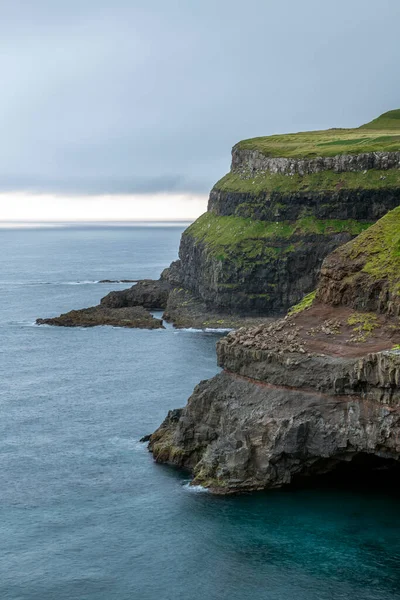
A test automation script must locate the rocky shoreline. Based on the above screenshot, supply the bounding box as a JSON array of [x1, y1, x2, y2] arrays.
[[148, 204, 400, 493], [37, 111, 400, 494]]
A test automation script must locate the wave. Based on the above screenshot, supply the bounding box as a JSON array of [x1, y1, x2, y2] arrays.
[[0, 279, 137, 286], [182, 481, 209, 493]]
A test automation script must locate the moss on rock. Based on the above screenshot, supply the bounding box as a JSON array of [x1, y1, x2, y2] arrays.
[[214, 168, 400, 196], [317, 206, 400, 315], [185, 212, 370, 259], [288, 291, 316, 316]]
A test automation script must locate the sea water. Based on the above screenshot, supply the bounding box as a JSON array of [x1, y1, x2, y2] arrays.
[[0, 224, 399, 600]]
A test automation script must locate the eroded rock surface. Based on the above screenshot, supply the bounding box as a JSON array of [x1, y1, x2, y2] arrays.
[[148, 207, 400, 493], [149, 369, 400, 493], [36, 305, 163, 329], [101, 279, 171, 310], [231, 147, 400, 175]]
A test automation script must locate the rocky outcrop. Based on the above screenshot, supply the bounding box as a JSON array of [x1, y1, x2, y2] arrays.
[[148, 206, 400, 493], [149, 369, 400, 493], [208, 187, 400, 222], [36, 305, 163, 329], [101, 279, 170, 310], [38, 111, 400, 329], [316, 206, 400, 316], [177, 224, 360, 314], [163, 287, 275, 329], [37, 278, 169, 329], [231, 147, 400, 175]]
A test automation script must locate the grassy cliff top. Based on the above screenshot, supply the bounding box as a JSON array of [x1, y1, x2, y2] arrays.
[[346, 205, 400, 282], [235, 110, 400, 158]]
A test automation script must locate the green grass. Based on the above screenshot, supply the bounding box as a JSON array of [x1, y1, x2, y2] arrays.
[[214, 168, 400, 195], [348, 206, 400, 284], [184, 212, 371, 257], [359, 109, 400, 130], [235, 110, 400, 158], [288, 291, 316, 316], [347, 312, 379, 342]]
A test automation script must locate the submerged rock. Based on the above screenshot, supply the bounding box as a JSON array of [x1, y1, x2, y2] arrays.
[[36, 305, 164, 329]]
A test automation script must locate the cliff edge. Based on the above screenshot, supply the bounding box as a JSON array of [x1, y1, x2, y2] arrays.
[[166, 110, 400, 321], [149, 206, 400, 493], [37, 110, 400, 329]]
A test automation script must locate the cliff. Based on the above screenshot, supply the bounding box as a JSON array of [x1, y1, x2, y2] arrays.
[[148, 206, 400, 493], [37, 110, 400, 329], [167, 110, 400, 319]]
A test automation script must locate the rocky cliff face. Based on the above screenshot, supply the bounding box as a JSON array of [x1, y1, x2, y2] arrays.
[[174, 168, 400, 315], [169, 112, 400, 316], [177, 223, 355, 314], [37, 111, 400, 330], [316, 206, 400, 316], [149, 367, 400, 493], [231, 147, 400, 175], [148, 207, 400, 493]]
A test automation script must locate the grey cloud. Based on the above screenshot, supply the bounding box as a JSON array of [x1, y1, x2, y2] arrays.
[[1, 0, 400, 195]]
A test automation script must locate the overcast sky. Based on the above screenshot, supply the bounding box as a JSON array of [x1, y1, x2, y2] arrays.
[[1, 0, 400, 221]]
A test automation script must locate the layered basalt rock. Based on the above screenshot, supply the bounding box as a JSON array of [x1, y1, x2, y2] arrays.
[[177, 219, 363, 314], [149, 310, 400, 493], [231, 147, 400, 175], [171, 112, 400, 316], [208, 186, 400, 222], [148, 207, 400, 493], [37, 111, 400, 328], [149, 368, 400, 493]]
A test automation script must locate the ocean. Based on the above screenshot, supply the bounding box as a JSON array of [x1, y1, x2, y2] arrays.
[[1, 224, 399, 600]]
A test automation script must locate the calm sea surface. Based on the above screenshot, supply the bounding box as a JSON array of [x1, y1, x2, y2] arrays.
[[1, 224, 399, 600]]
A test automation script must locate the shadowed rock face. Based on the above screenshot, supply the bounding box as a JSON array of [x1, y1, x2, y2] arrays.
[[208, 187, 400, 222], [101, 279, 171, 310], [177, 229, 355, 315], [36, 305, 163, 329], [148, 206, 400, 493], [171, 147, 400, 315], [231, 148, 400, 175], [316, 207, 400, 316], [148, 354, 400, 493]]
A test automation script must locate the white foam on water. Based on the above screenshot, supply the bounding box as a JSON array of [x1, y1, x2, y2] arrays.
[[108, 436, 149, 452], [64, 280, 100, 285], [0, 280, 133, 286], [175, 327, 233, 334], [182, 481, 209, 493]]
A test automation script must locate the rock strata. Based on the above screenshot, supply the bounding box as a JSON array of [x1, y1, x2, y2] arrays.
[[36, 305, 163, 329], [37, 111, 400, 328], [101, 279, 170, 310], [231, 148, 400, 175], [149, 369, 400, 493], [148, 206, 400, 493]]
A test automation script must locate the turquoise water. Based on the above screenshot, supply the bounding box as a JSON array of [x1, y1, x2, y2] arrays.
[[0, 225, 399, 600]]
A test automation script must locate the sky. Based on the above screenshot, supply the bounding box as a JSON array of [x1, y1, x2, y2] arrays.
[[1, 0, 400, 222]]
